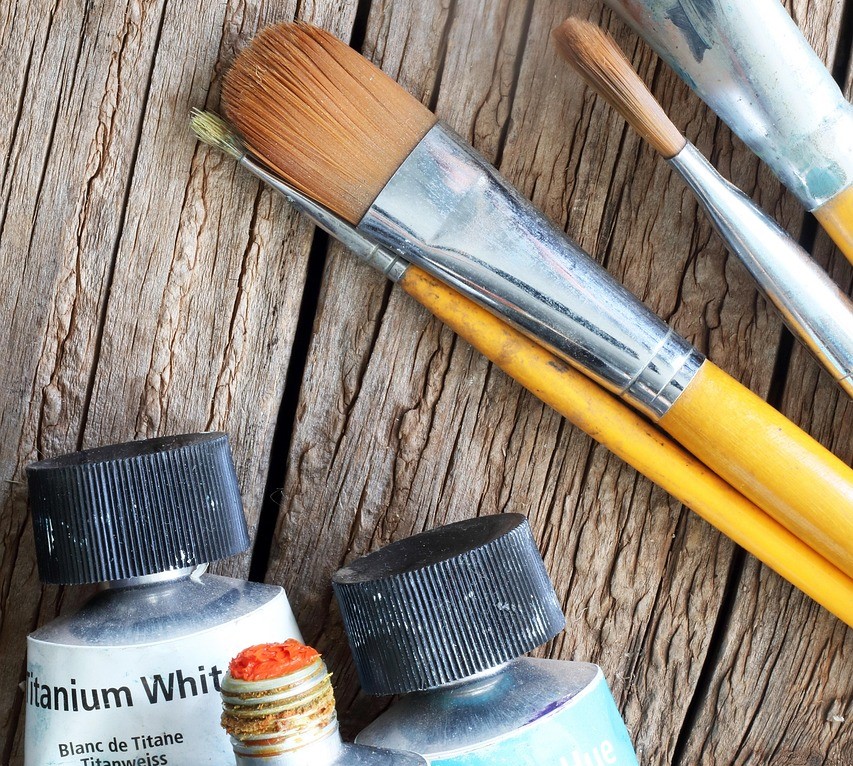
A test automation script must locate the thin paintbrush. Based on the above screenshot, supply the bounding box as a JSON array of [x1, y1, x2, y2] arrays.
[[604, 0, 853, 266], [551, 17, 853, 398], [190, 110, 853, 625], [220, 22, 853, 579]]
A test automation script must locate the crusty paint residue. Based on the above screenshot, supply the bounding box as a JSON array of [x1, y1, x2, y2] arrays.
[[228, 639, 320, 681]]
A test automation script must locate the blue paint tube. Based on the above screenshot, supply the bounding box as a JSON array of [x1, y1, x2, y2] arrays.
[[332, 514, 638, 765]]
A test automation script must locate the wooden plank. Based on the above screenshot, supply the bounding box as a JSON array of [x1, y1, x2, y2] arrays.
[[262, 0, 463, 730], [0, 0, 849, 763], [0, 0, 358, 760], [262, 1, 852, 764], [1, 1, 172, 757]]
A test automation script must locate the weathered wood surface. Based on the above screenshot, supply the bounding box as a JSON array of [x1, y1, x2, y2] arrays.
[[1, 0, 850, 763]]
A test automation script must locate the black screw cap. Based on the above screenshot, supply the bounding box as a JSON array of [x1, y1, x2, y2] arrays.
[[27, 432, 249, 584], [332, 513, 565, 694]]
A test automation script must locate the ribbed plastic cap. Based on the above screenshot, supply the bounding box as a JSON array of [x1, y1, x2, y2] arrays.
[[27, 432, 250, 584], [332, 514, 565, 694]]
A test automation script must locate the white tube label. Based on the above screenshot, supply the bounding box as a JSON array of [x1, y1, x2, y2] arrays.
[[25, 590, 301, 766]]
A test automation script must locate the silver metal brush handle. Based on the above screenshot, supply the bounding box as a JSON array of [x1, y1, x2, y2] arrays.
[[238, 155, 408, 283], [360, 123, 703, 419], [670, 143, 853, 396]]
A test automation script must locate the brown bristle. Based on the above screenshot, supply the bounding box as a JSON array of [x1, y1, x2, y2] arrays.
[[222, 22, 437, 223], [552, 18, 685, 159]]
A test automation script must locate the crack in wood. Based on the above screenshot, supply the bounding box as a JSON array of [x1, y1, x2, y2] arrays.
[[2, 1, 851, 763]]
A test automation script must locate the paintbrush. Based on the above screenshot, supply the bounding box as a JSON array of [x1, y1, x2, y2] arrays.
[[604, 0, 853, 266], [551, 17, 853, 398], [190, 109, 853, 625], [220, 22, 853, 580]]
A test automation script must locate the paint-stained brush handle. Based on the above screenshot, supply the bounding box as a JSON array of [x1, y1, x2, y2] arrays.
[[605, 0, 853, 265], [816, 190, 853, 264], [660, 361, 853, 578], [400, 266, 853, 626]]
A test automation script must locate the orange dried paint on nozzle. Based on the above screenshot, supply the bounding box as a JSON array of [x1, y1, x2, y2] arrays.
[[228, 639, 320, 681]]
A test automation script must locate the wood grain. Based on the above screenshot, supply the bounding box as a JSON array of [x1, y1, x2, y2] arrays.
[[0, 0, 850, 763], [0, 0, 357, 760]]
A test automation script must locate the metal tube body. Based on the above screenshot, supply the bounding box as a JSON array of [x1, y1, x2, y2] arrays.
[[670, 143, 853, 395], [605, 0, 853, 210], [359, 123, 703, 419]]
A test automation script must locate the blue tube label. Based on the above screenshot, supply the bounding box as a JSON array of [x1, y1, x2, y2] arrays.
[[429, 671, 637, 765]]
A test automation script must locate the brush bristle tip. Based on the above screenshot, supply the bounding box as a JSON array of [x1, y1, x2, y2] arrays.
[[189, 109, 246, 160], [553, 17, 685, 158], [221, 22, 437, 223]]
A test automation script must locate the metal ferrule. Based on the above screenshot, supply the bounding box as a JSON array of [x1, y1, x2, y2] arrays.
[[102, 565, 196, 590], [605, 0, 853, 209], [670, 143, 853, 395], [239, 154, 408, 283], [359, 123, 703, 419]]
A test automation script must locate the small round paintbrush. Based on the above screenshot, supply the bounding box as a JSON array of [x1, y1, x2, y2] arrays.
[[220, 22, 853, 581], [191, 109, 853, 626], [552, 17, 853, 399]]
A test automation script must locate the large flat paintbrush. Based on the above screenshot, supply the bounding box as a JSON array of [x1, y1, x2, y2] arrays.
[[191, 110, 853, 625], [552, 18, 853, 398], [220, 23, 853, 580], [604, 0, 853, 266], [191, 111, 853, 626]]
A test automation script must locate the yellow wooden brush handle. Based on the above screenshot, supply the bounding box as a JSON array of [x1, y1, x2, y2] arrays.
[[660, 361, 853, 579], [814, 185, 853, 266], [398, 266, 853, 625]]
